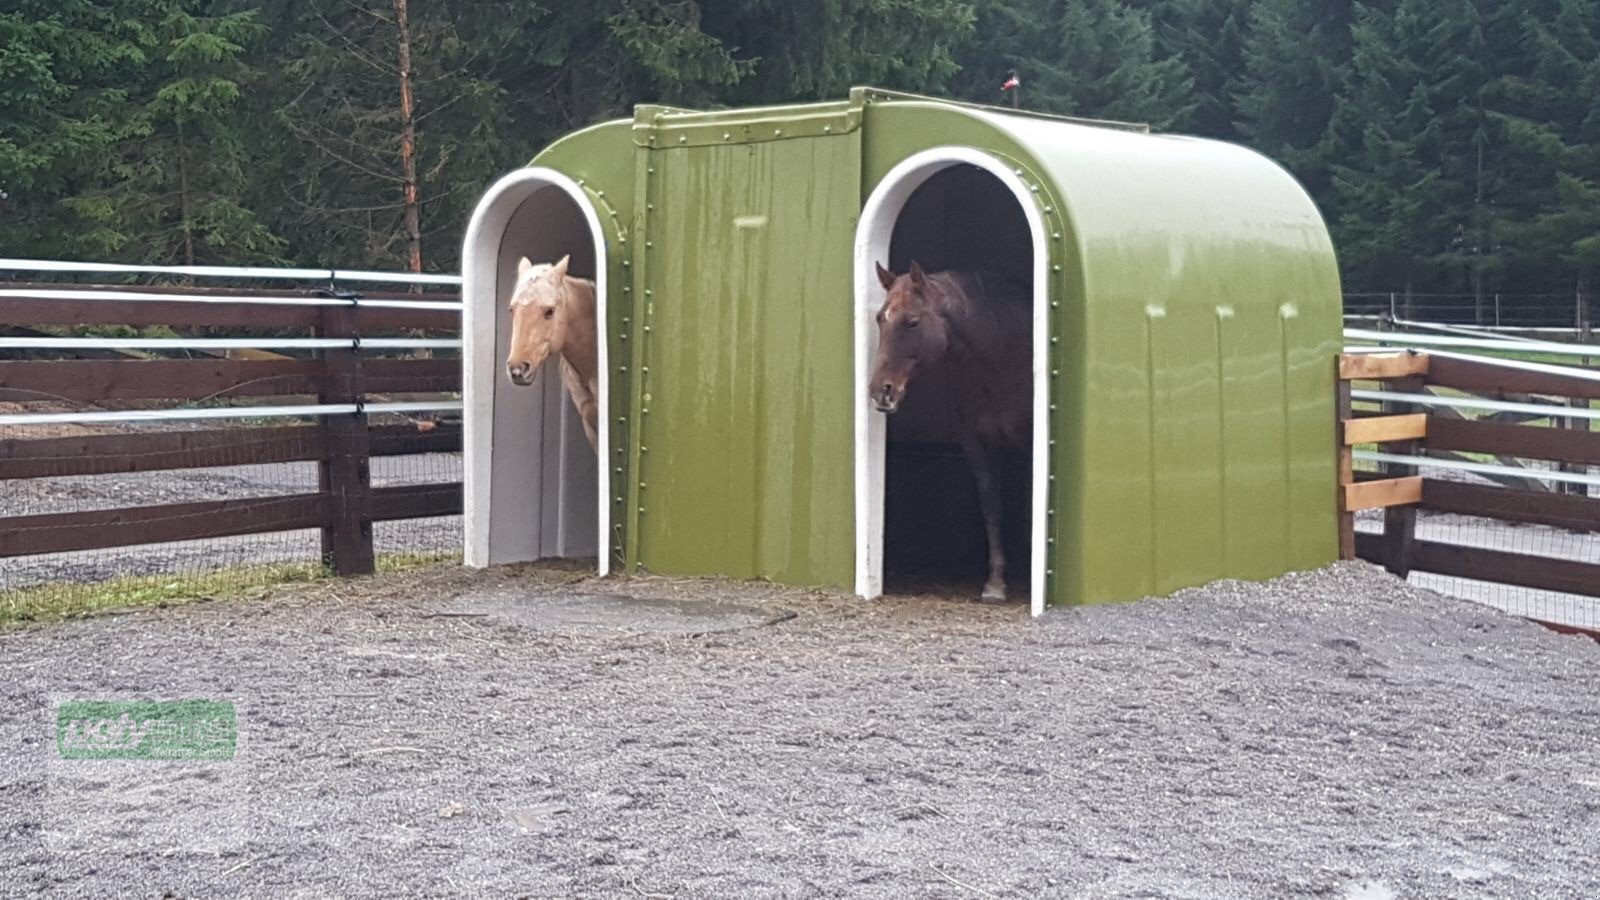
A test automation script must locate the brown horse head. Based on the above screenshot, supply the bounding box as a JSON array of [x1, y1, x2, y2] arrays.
[[868, 260, 950, 414], [505, 254, 573, 386]]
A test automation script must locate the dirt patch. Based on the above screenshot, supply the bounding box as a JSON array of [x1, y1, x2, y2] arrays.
[[438, 586, 785, 635], [1, 561, 1597, 898]]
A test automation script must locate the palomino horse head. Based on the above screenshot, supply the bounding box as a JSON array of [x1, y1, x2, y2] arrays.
[[505, 254, 574, 386], [868, 261, 951, 414]]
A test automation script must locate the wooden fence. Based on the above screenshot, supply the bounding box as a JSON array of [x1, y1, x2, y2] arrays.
[[0, 280, 463, 577], [1336, 351, 1600, 620], [7, 273, 1594, 610]]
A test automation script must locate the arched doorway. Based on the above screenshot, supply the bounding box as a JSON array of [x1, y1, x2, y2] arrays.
[[462, 168, 610, 573], [854, 148, 1050, 614]]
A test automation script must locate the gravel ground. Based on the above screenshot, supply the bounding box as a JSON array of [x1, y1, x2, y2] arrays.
[[2, 561, 1597, 898]]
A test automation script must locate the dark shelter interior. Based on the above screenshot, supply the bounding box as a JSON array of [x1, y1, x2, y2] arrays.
[[502, 186, 597, 283], [880, 165, 1035, 595]]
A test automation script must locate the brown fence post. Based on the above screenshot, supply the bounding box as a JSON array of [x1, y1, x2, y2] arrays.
[[1380, 374, 1424, 578], [1335, 362, 1355, 560], [1573, 278, 1593, 504], [318, 303, 374, 575]]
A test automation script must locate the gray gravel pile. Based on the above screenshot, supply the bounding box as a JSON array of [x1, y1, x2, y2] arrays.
[[1, 561, 1596, 898]]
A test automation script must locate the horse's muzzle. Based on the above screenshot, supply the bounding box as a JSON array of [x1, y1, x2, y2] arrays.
[[507, 362, 536, 385], [872, 383, 900, 414]]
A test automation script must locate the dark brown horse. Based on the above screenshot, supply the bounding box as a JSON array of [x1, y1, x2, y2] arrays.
[[869, 260, 1032, 600]]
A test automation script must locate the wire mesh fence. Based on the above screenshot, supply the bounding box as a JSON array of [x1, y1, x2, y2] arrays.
[[1345, 292, 1594, 330], [0, 260, 463, 622], [0, 412, 463, 623], [1352, 473, 1599, 633], [7, 257, 1596, 628], [1347, 344, 1599, 634]]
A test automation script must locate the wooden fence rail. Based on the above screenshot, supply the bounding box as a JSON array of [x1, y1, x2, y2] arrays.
[[1336, 351, 1600, 609], [0, 282, 460, 331], [0, 282, 463, 578]]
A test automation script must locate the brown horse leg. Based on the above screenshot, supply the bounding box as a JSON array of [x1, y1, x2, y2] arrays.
[[962, 435, 1007, 601]]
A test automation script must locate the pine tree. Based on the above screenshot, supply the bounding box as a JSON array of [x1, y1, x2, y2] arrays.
[[242, 0, 533, 270], [1, 0, 280, 264], [96, 2, 280, 265], [1236, 0, 1360, 204], [1331, 0, 1519, 307], [700, 0, 976, 104], [1148, 0, 1251, 139], [0, 0, 147, 258], [1489, 0, 1600, 308], [952, 0, 1193, 127]]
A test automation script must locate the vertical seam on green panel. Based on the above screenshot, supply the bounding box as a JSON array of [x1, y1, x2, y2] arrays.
[[576, 183, 624, 573], [577, 180, 630, 574], [1214, 312, 1229, 570], [623, 148, 654, 573], [1146, 314, 1160, 590], [1048, 250, 1064, 604], [1040, 175, 1071, 607], [1279, 310, 1294, 562], [608, 192, 630, 574], [842, 128, 866, 588]]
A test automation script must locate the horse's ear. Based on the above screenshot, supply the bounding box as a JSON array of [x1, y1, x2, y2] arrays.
[[908, 261, 927, 288], [517, 256, 534, 278], [551, 254, 570, 278], [875, 261, 896, 290]]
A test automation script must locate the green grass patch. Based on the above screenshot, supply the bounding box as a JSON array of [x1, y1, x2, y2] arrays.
[[1, 562, 325, 626], [1, 550, 461, 626], [378, 550, 462, 573]]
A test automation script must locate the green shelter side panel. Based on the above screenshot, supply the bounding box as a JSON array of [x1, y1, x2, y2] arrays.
[[629, 134, 860, 586], [990, 119, 1341, 604]]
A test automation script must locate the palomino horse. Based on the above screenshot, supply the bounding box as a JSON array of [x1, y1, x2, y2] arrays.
[[504, 254, 600, 449], [869, 260, 1032, 600]]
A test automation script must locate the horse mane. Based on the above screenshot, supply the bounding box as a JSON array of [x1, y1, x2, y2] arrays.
[[927, 269, 1029, 320], [510, 262, 596, 308], [520, 263, 556, 282]]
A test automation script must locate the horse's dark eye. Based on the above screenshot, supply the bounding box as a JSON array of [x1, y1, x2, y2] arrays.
[[906, 318, 921, 328], [543, 308, 555, 319]]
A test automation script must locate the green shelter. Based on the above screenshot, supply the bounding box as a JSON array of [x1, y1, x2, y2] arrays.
[[463, 88, 1342, 615]]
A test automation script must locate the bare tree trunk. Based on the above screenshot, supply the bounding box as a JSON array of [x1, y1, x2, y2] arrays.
[[391, 0, 430, 361], [393, 0, 422, 277]]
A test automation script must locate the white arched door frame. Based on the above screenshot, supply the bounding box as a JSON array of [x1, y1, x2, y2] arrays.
[[853, 147, 1050, 616], [462, 167, 610, 574]]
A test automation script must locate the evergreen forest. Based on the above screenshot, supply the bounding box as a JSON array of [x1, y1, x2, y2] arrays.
[[4, 0, 1599, 314]]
